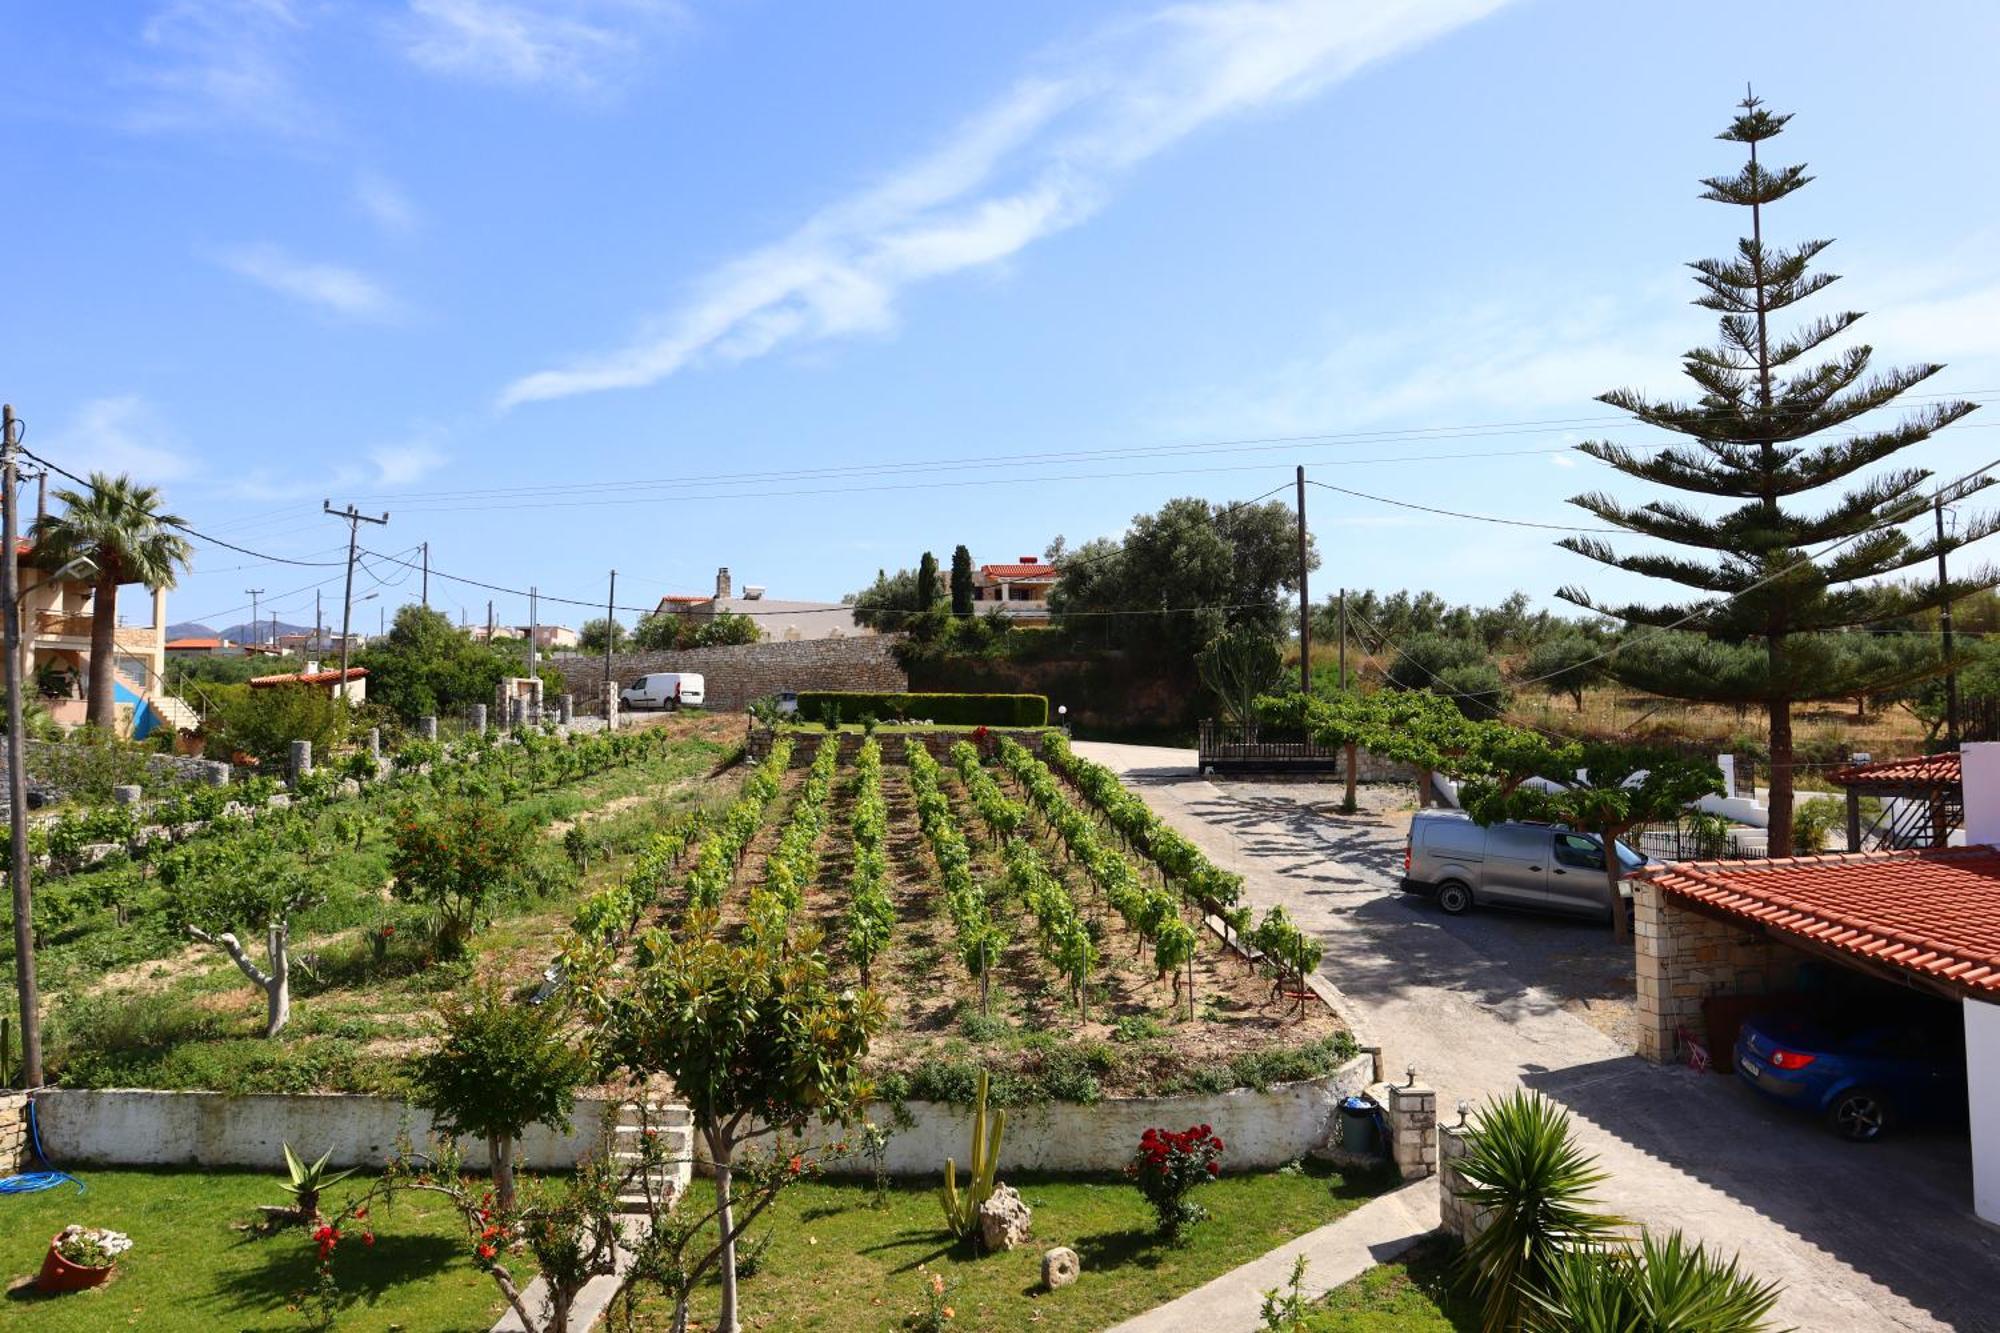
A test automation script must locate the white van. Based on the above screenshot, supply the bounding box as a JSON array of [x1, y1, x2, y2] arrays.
[[621, 672, 705, 711]]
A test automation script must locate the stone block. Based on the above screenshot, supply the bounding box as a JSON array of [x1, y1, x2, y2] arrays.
[[419, 716, 438, 741], [1042, 1246, 1079, 1290], [978, 1184, 1033, 1252], [287, 740, 313, 788], [112, 784, 142, 805]]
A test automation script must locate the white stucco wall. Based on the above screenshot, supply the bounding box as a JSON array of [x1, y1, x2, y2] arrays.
[[32, 1090, 629, 1171], [1967, 998, 2000, 1227], [702, 1056, 1376, 1177]]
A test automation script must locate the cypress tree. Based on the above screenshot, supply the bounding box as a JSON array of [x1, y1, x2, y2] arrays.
[[949, 545, 975, 618], [916, 551, 940, 609], [1557, 92, 1988, 855]]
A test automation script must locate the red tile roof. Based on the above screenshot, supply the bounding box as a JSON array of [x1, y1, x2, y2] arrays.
[[1828, 752, 1960, 786], [249, 667, 369, 688], [655, 595, 708, 606], [979, 563, 1060, 581], [1642, 846, 2000, 994], [165, 637, 224, 650]]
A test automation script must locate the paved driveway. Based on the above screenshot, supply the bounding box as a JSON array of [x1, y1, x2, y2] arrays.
[[1080, 742, 2000, 1333]]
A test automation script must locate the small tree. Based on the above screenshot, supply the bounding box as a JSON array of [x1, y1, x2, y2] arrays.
[[391, 797, 535, 956], [1523, 634, 1606, 712], [605, 918, 883, 1333], [949, 545, 975, 618], [163, 846, 322, 1038], [412, 984, 592, 1212], [579, 617, 626, 656], [1196, 626, 1283, 728], [1462, 743, 1724, 942]]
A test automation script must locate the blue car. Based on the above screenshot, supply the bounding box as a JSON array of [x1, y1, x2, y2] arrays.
[[1734, 1011, 1965, 1142]]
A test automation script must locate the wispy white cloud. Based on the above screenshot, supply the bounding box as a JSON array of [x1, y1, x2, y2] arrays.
[[217, 244, 401, 320], [39, 397, 198, 483], [123, 0, 315, 136], [395, 0, 684, 91], [355, 171, 421, 234], [227, 431, 450, 502], [499, 0, 1510, 407]]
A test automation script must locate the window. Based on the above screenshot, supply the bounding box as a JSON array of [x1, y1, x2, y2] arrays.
[[1554, 834, 1605, 870], [1489, 825, 1551, 860]]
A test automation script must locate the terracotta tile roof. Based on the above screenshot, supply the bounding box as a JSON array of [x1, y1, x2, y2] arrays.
[[1641, 845, 2000, 994], [165, 637, 224, 650], [249, 667, 369, 688], [978, 563, 1060, 581], [1828, 752, 1960, 786], [655, 595, 709, 606]]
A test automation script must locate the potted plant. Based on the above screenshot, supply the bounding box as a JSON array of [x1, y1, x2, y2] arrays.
[[37, 1224, 133, 1293]]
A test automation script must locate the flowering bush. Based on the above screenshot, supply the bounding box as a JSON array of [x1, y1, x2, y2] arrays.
[[905, 1266, 955, 1331], [1128, 1124, 1225, 1238], [53, 1225, 133, 1268]]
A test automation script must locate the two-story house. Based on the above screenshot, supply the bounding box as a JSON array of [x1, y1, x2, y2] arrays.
[[971, 556, 1060, 621], [14, 539, 185, 736]]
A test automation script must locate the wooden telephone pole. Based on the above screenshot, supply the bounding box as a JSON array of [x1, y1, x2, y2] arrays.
[[1295, 466, 1311, 695], [3, 404, 41, 1087], [324, 501, 389, 703]]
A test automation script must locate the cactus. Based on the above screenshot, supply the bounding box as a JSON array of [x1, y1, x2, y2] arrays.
[[938, 1069, 1006, 1238]]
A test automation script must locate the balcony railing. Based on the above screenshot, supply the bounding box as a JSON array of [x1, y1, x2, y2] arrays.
[[34, 611, 95, 638]]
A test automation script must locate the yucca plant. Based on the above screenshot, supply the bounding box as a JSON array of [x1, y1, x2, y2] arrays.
[[1524, 1230, 1789, 1333], [1452, 1091, 1626, 1332], [278, 1142, 358, 1225]]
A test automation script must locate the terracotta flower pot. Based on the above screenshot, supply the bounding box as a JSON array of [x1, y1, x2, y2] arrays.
[[36, 1238, 115, 1294]]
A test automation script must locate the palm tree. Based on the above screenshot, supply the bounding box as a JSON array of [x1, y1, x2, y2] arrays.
[[32, 473, 194, 732]]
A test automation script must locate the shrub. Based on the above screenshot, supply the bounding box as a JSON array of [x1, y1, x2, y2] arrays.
[[389, 796, 535, 955], [1128, 1124, 1224, 1239], [793, 691, 1049, 728], [203, 682, 352, 766], [1791, 797, 1842, 854]]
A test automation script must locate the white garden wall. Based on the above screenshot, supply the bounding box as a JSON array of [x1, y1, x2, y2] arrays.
[[31, 1089, 630, 1171], [703, 1055, 1376, 1178]]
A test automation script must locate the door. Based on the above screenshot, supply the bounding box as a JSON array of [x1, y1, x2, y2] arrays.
[[1549, 833, 1613, 916], [1480, 825, 1552, 907]]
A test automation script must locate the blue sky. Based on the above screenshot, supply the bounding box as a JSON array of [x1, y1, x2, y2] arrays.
[[5, 0, 1999, 637]]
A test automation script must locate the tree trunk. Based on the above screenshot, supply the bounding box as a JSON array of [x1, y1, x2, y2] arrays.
[[1603, 827, 1630, 944], [1342, 742, 1358, 813], [1766, 693, 1794, 858], [86, 568, 119, 732], [711, 1127, 740, 1333], [490, 1133, 517, 1214], [265, 921, 290, 1038]]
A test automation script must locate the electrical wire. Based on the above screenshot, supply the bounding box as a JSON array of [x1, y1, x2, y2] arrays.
[[1305, 479, 1631, 533]]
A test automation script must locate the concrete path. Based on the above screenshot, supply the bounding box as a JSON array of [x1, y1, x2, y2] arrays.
[[1079, 743, 2000, 1333], [1105, 1178, 1438, 1333]]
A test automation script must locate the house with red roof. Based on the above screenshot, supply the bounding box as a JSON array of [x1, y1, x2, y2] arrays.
[[971, 555, 1059, 622], [1633, 739, 2000, 1225], [248, 664, 368, 703]]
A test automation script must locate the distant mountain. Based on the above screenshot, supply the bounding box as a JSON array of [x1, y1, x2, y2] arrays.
[[216, 620, 314, 646], [166, 622, 216, 640]]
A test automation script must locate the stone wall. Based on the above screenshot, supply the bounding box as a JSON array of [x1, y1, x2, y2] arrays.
[[0, 1092, 27, 1173], [557, 637, 907, 713], [1383, 1080, 1437, 1182], [1438, 1122, 1493, 1246], [1634, 880, 1802, 1064]]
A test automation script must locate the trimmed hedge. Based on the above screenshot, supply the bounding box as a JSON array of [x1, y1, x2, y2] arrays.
[[795, 691, 1049, 728]]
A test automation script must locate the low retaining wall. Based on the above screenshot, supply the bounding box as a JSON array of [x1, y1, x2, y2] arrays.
[[31, 1090, 631, 1171], [560, 637, 907, 713], [707, 1056, 1374, 1178]]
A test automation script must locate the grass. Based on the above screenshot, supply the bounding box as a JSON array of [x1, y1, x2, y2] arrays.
[[0, 1168, 529, 1332], [1299, 1237, 1477, 1332], [629, 1162, 1388, 1332]]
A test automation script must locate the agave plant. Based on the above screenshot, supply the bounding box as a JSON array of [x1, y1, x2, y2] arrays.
[[1524, 1230, 1789, 1333], [1452, 1091, 1626, 1333], [280, 1143, 358, 1225]]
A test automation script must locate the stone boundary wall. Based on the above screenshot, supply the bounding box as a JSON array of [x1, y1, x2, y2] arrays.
[[1438, 1122, 1492, 1245], [0, 1092, 27, 1173], [705, 1056, 1374, 1178], [557, 637, 906, 713], [32, 1089, 633, 1171], [33, 1058, 1370, 1178], [1633, 880, 1799, 1064]]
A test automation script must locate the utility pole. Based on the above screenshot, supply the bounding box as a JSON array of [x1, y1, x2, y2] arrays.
[[3, 404, 42, 1087], [1336, 588, 1352, 688], [315, 589, 323, 654], [32, 467, 46, 527], [1295, 465, 1311, 695], [421, 542, 429, 609], [246, 589, 264, 646], [602, 569, 617, 708], [528, 586, 539, 680], [1937, 494, 1961, 746], [324, 501, 389, 706], [486, 600, 494, 644]]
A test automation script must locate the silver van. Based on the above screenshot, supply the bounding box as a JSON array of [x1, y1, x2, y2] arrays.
[[1400, 810, 1651, 920]]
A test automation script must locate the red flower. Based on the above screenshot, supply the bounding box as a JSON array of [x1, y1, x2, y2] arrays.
[[788, 1154, 803, 1176], [353, 1207, 368, 1220], [478, 1243, 496, 1261], [1207, 1161, 1220, 1175], [362, 1232, 375, 1246]]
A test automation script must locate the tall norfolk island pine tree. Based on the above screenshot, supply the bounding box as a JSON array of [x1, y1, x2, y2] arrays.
[[1557, 94, 1989, 855]]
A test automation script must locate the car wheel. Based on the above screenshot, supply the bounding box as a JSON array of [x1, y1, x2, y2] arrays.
[[1436, 882, 1473, 915], [1829, 1088, 1892, 1142]]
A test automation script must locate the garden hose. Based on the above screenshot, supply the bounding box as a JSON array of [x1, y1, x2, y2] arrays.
[[0, 1098, 83, 1196]]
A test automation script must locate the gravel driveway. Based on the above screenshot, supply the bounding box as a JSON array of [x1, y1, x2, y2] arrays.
[[1080, 742, 2000, 1333]]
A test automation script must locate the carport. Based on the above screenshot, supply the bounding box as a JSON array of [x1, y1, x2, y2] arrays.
[[1633, 742, 2000, 1226]]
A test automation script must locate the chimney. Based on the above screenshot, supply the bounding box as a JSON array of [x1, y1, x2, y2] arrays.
[[743, 585, 766, 600], [716, 566, 732, 599], [305, 660, 321, 676], [1963, 743, 2000, 846], [1020, 556, 1038, 564]]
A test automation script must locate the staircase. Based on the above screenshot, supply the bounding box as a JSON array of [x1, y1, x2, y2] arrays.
[[611, 1102, 694, 1215], [151, 694, 200, 732]]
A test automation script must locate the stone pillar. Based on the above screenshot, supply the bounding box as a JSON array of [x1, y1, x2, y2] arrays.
[[509, 697, 525, 729], [1635, 878, 1795, 1067], [419, 715, 438, 742], [1386, 1080, 1437, 1181], [367, 727, 381, 763], [0, 1093, 28, 1173], [1438, 1122, 1492, 1245], [287, 740, 313, 788], [558, 693, 574, 725], [602, 685, 620, 730], [202, 760, 232, 787], [471, 704, 487, 736], [111, 784, 142, 806], [1634, 879, 1675, 1063]]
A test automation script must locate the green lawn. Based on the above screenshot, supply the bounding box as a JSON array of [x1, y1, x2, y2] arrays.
[[0, 1169, 527, 1332], [632, 1163, 1388, 1332], [1300, 1238, 1476, 1332]]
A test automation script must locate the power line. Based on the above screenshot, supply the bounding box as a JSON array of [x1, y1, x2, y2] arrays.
[[1306, 479, 1631, 533]]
